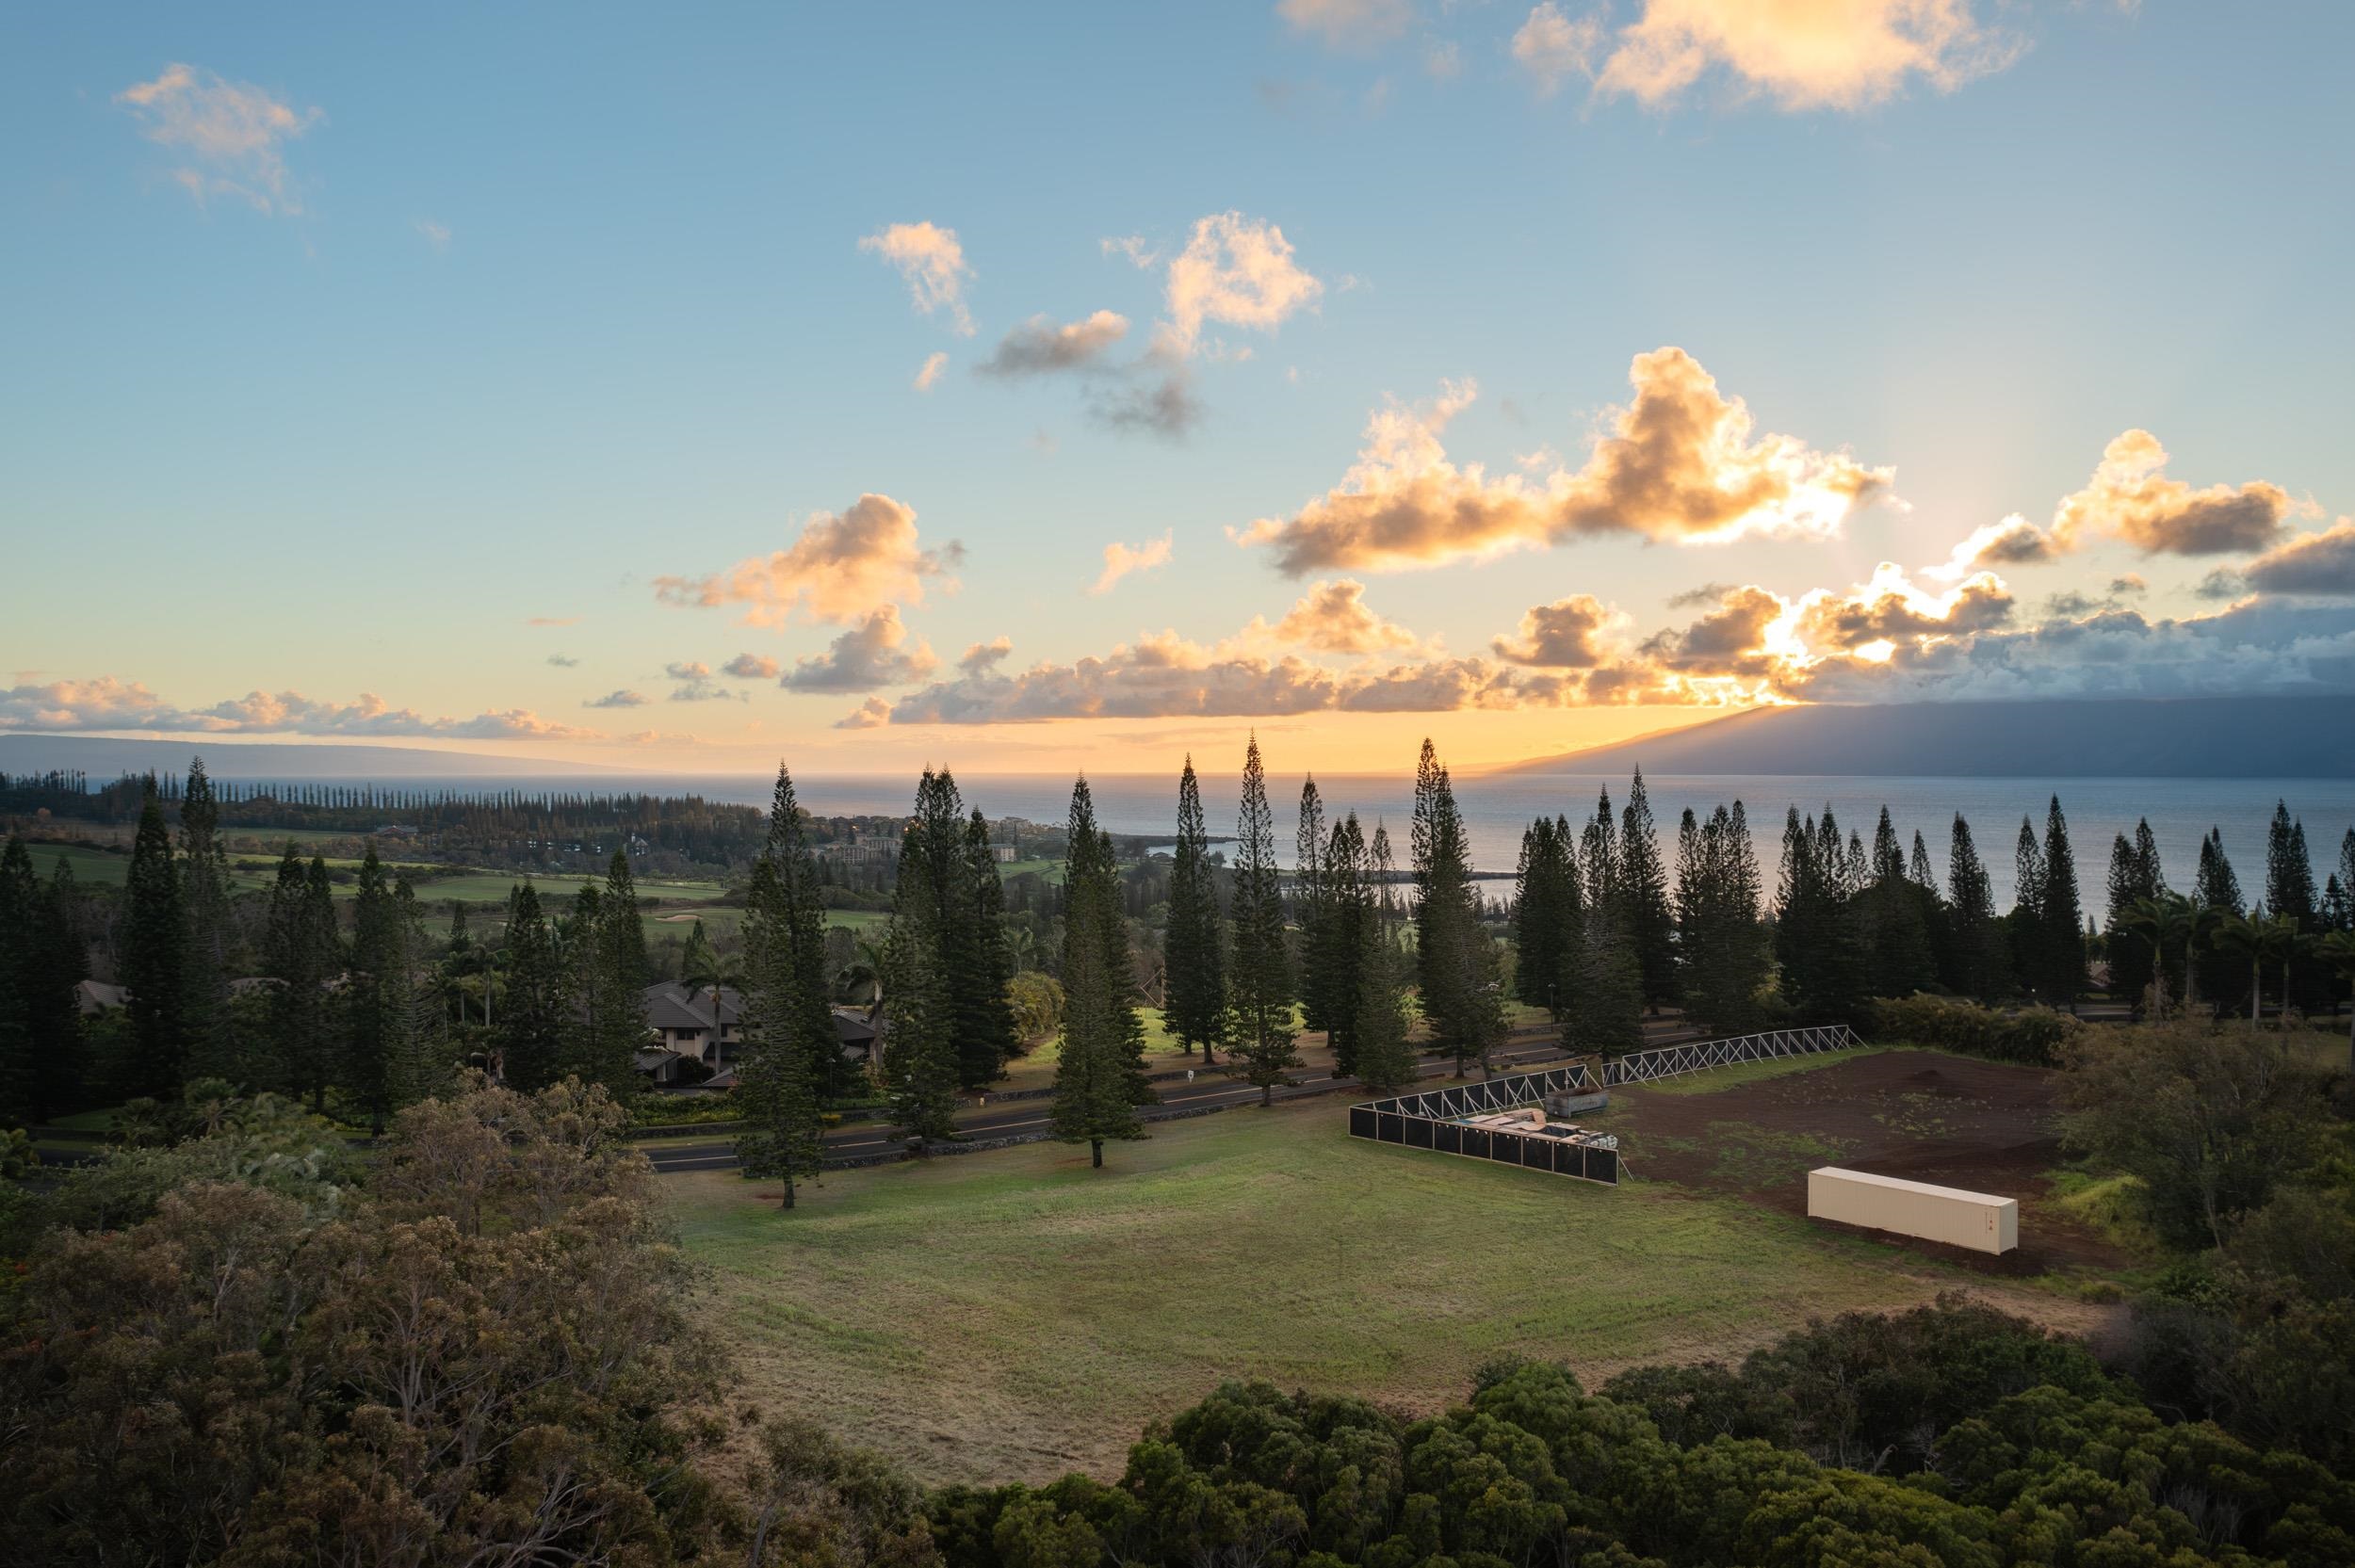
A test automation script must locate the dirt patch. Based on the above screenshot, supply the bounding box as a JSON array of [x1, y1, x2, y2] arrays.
[[1611, 1050, 2123, 1277]]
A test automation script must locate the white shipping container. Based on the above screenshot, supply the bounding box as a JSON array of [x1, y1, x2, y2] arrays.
[[1807, 1167, 2018, 1254]]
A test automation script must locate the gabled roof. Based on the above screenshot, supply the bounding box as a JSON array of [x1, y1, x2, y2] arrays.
[[642, 981, 745, 1030]]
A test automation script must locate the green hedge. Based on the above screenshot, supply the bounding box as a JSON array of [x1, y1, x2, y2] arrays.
[[1869, 992, 2084, 1065]]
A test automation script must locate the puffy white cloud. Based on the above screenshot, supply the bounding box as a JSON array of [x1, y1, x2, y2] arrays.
[[1160, 212, 1324, 357], [0, 675, 599, 739], [859, 220, 975, 334], [979, 311, 1130, 377], [2241, 517, 2355, 598], [1278, 0, 1413, 48], [1492, 594, 1622, 667], [1595, 0, 2022, 113], [1269, 578, 1423, 654], [116, 62, 321, 214], [1931, 431, 2297, 578], [835, 698, 892, 730], [1513, 4, 1603, 95], [654, 493, 961, 626], [722, 654, 780, 679], [779, 606, 940, 693], [1091, 532, 1176, 595], [1239, 350, 1892, 574], [958, 638, 1014, 674], [662, 662, 744, 703]]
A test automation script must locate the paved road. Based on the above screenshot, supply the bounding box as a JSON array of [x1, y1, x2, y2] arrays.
[[647, 1016, 1700, 1174]]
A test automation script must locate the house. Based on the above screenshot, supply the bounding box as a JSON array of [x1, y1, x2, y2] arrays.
[[636, 979, 883, 1090], [75, 979, 129, 1017]]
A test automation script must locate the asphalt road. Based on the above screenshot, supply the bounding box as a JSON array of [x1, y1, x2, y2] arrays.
[[646, 1016, 1700, 1174]]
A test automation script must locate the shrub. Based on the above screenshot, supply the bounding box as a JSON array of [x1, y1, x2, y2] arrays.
[[1869, 992, 2083, 1065]]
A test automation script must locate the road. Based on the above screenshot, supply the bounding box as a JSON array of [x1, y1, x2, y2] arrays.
[[645, 1015, 1700, 1174]]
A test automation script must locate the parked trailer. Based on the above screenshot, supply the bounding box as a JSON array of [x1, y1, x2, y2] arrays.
[[1807, 1167, 2018, 1254]]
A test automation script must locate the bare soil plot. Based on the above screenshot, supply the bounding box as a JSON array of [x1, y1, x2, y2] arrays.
[[1609, 1049, 2126, 1277]]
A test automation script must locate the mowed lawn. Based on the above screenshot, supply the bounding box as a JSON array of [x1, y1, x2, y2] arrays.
[[662, 1095, 1995, 1487]]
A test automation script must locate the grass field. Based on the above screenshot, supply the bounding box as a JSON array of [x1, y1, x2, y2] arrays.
[[663, 1090, 2044, 1487]]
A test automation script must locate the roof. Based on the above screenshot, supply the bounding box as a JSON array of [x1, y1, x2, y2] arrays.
[[832, 1009, 879, 1043], [643, 980, 742, 1026], [75, 979, 129, 1014]]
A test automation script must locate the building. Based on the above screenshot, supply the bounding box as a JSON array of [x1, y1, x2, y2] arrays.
[[637, 980, 884, 1090]]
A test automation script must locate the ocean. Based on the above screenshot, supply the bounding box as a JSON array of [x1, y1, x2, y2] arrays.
[[442, 770, 2355, 910]]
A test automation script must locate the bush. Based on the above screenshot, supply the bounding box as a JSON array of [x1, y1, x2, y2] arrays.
[[1869, 992, 2083, 1064], [630, 1092, 740, 1127]]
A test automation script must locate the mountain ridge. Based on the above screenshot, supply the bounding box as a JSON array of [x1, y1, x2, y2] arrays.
[[1492, 696, 2355, 779]]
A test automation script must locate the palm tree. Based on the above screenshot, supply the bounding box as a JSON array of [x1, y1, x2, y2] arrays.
[[833, 933, 885, 1007], [2215, 911, 2300, 1029], [2316, 929, 2355, 1074], [682, 922, 743, 1013], [2121, 893, 2224, 1015]]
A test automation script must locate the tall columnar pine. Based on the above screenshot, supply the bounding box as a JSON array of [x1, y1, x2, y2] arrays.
[[1413, 739, 1499, 1075], [266, 849, 340, 1109], [121, 783, 188, 1100], [1851, 805, 1936, 1001], [1352, 821, 1419, 1091], [0, 837, 38, 1125], [2040, 796, 2086, 1009], [346, 844, 402, 1130], [1163, 756, 1227, 1064], [962, 809, 1022, 1074], [734, 765, 836, 1204], [2104, 819, 2167, 1012], [2266, 800, 2328, 1012], [1227, 736, 1300, 1107], [1616, 769, 1678, 1009], [1050, 778, 1151, 1166], [177, 757, 236, 1082], [2007, 816, 2049, 1002], [1513, 817, 1564, 1014], [881, 827, 961, 1145], [1314, 813, 1372, 1075], [1944, 815, 2007, 1001], [1293, 778, 1330, 1034], [497, 881, 570, 1091], [1676, 803, 1768, 1036]]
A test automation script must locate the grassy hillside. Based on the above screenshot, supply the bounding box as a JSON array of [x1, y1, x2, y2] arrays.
[[663, 1091, 2034, 1487]]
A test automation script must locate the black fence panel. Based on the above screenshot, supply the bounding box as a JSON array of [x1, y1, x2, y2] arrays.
[[1377, 1112, 1405, 1143], [1462, 1127, 1491, 1160], [1405, 1117, 1434, 1150], [1349, 1107, 1376, 1139], [1587, 1148, 1618, 1184], [1435, 1122, 1462, 1155]]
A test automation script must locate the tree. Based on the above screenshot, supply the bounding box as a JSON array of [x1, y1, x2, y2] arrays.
[[0, 837, 38, 1126], [345, 843, 403, 1131], [881, 828, 960, 1145], [1677, 802, 1767, 1035], [1292, 777, 1329, 1033], [177, 756, 235, 1083], [2195, 826, 2248, 1008], [1313, 813, 1372, 1075], [1226, 736, 1299, 1107], [496, 881, 569, 1091], [961, 810, 1021, 1076], [1513, 816, 1577, 1017], [1616, 769, 1677, 1008], [1050, 779, 1152, 1166], [2103, 821, 2166, 1014], [2267, 800, 2327, 1013], [265, 849, 340, 1110], [1943, 814, 2006, 1001], [1352, 824, 1418, 1091], [2316, 929, 2355, 1074], [1413, 739, 1497, 1075], [735, 766, 838, 1205], [1163, 756, 1226, 1065], [119, 783, 188, 1100], [2038, 797, 2084, 1010], [2216, 911, 2302, 1031]]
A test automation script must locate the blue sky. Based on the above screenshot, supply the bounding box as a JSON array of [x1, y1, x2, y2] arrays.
[[6, 2, 2353, 772]]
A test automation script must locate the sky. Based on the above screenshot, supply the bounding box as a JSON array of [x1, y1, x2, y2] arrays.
[[5, 1, 2354, 776]]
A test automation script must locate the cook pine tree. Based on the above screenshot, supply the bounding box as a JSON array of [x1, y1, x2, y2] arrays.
[[1050, 777, 1152, 1166], [734, 765, 835, 1205], [1162, 756, 1226, 1065], [1226, 736, 1299, 1107]]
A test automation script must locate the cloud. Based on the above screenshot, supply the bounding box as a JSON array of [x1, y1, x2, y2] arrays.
[[654, 493, 962, 626], [1268, 579, 1424, 654], [527, 616, 579, 627], [1424, 39, 1466, 79], [835, 698, 893, 730], [662, 662, 744, 703], [779, 607, 940, 693], [1492, 594, 1621, 667], [959, 638, 1014, 674], [722, 654, 781, 679], [414, 218, 450, 251], [2241, 518, 2355, 598], [1238, 349, 1892, 574], [1091, 533, 1176, 595], [978, 311, 1130, 377], [0, 675, 598, 739], [1594, 0, 2022, 113], [585, 689, 650, 708], [1160, 212, 1324, 357], [116, 63, 321, 214], [2196, 569, 2249, 602], [1277, 0, 1412, 48], [2110, 574, 2148, 597], [1795, 562, 2012, 650], [1089, 361, 1206, 439], [914, 351, 949, 392], [1929, 432, 2297, 579], [1638, 585, 1790, 677], [545, 654, 579, 668], [859, 220, 975, 334], [1513, 5, 1603, 95]]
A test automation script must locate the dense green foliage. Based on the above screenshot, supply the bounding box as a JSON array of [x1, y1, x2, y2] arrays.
[[1050, 780, 1153, 1166], [1227, 739, 1301, 1107], [734, 765, 835, 1205]]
